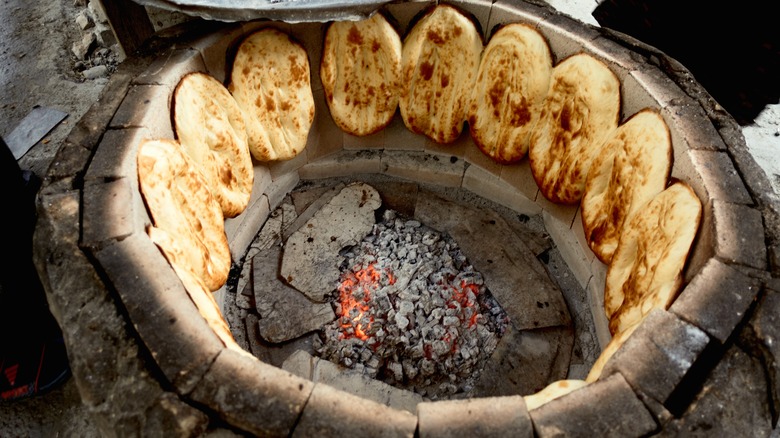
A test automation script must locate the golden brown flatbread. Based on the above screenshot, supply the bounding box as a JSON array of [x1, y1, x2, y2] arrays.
[[524, 379, 589, 410], [528, 53, 621, 204], [228, 27, 315, 162], [137, 138, 231, 292], [581, 108, 672, 264], [468, 23, 552, 164], [604, 180, 702, 336], [173, 72, 254, 219], [175, 266, 254, 357], [399, 4, 483, 144], [321, 13, 402, 136]]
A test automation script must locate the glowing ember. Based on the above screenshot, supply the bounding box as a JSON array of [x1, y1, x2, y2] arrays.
[[337, 264, 395, 340], [317, 210, 509, 399]]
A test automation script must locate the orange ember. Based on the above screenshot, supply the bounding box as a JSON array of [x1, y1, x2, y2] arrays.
[[338, 264, 395, 340]]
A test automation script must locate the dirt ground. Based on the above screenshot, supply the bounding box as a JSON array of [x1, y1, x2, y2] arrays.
[[0, 0, 777, 436]]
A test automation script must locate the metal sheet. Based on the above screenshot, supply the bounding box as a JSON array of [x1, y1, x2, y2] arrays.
[[132, 0, 393, 23], [3, 106, 68, 160]]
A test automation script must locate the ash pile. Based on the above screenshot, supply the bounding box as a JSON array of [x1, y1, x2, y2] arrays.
[[315, 209, 509, 399]]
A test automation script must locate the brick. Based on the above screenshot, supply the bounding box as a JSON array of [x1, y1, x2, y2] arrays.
[[344, 129, 386, 151], [381, 150, 465, 187], [487, 1, 553, 41], [92, 233, 224, 393], [292, 384, 417, 437], [598, 309, 710, 404], [687, 201, 767, 276], [673, 149, 752, 205], [85, 127, 150, 180], [268, 149, 308, 181], [663, 97, 727, 152], [418, 396, 533, 438], [587, 259, 611, 350], [82, 178, 142, 246], [299, 149, 383, 180], [110, 84, 175, 139], [190, 348, 313, 437], [586, 34, 646, 75], [537, 11, 601, 64], [530, 373, 657, 437], [629, 66, 691, 113], [618, 69, 666, 123], [672, 258, 762, 343], [265, 171, 300, 211]]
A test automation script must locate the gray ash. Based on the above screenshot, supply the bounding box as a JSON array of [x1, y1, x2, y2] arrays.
[[315, 209, 509, 399]]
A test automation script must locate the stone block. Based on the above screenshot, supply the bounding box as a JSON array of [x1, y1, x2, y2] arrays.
[[664, 97, 727, 152], [190, 348, 313, 438], [85, 127, 150, 180], [292, 384, 417, 437], [629, 65, 692, 113], [463, 139, 505, 178], [282, 351, 423, 414], [424, 129, 470, 160], [300, 149, 383, 180], [224, 166, 272, 241], [132, 48, 206, 88], [660, 346, 774, 436], [110, 84, 175, 139], [93, 233, 224, 393], [384, 112, 427, 151], [740, 287, 780, 427], [462, 164, 541, 216], [529, 373, 657, 437], [82, 178, 140, 246], [672, 258, 762, 344], [487, 1, 553, 41], [536, 192, 578, 227], [381, 150, 465, 187], [597, 309, 710, 404], [686, 201, 767, 276], [674, 149, 752, 205], [587, 260, 611, 350], [417, 395, 533, 438], [537, 11, 601, 64], [46, 140, 92, 181], [586, 34, 646, 75], [544, 210, 594, 290]]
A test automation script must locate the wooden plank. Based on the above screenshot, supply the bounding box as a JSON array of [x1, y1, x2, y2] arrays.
[[97, 0, 156, 56]]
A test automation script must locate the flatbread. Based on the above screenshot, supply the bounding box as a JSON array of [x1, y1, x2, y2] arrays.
[[581, 108, 672, 263], [175, 266, 254, 358], [173, 72, 254, 219], [399, 4, 483, 144], [321, 12, 402, 136], [524, 379, 589, 410], [604, 181, 702, 336], [529, 53, 621, 204], [228, 27, 315, 162], [468, 23, 552, 164], [137, 138, 231, 292]]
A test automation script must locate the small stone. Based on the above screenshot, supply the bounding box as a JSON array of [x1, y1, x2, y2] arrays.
[[75, 11, 92, 30], [82, 65, 108, 79], [71, 32, 95, 60]]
